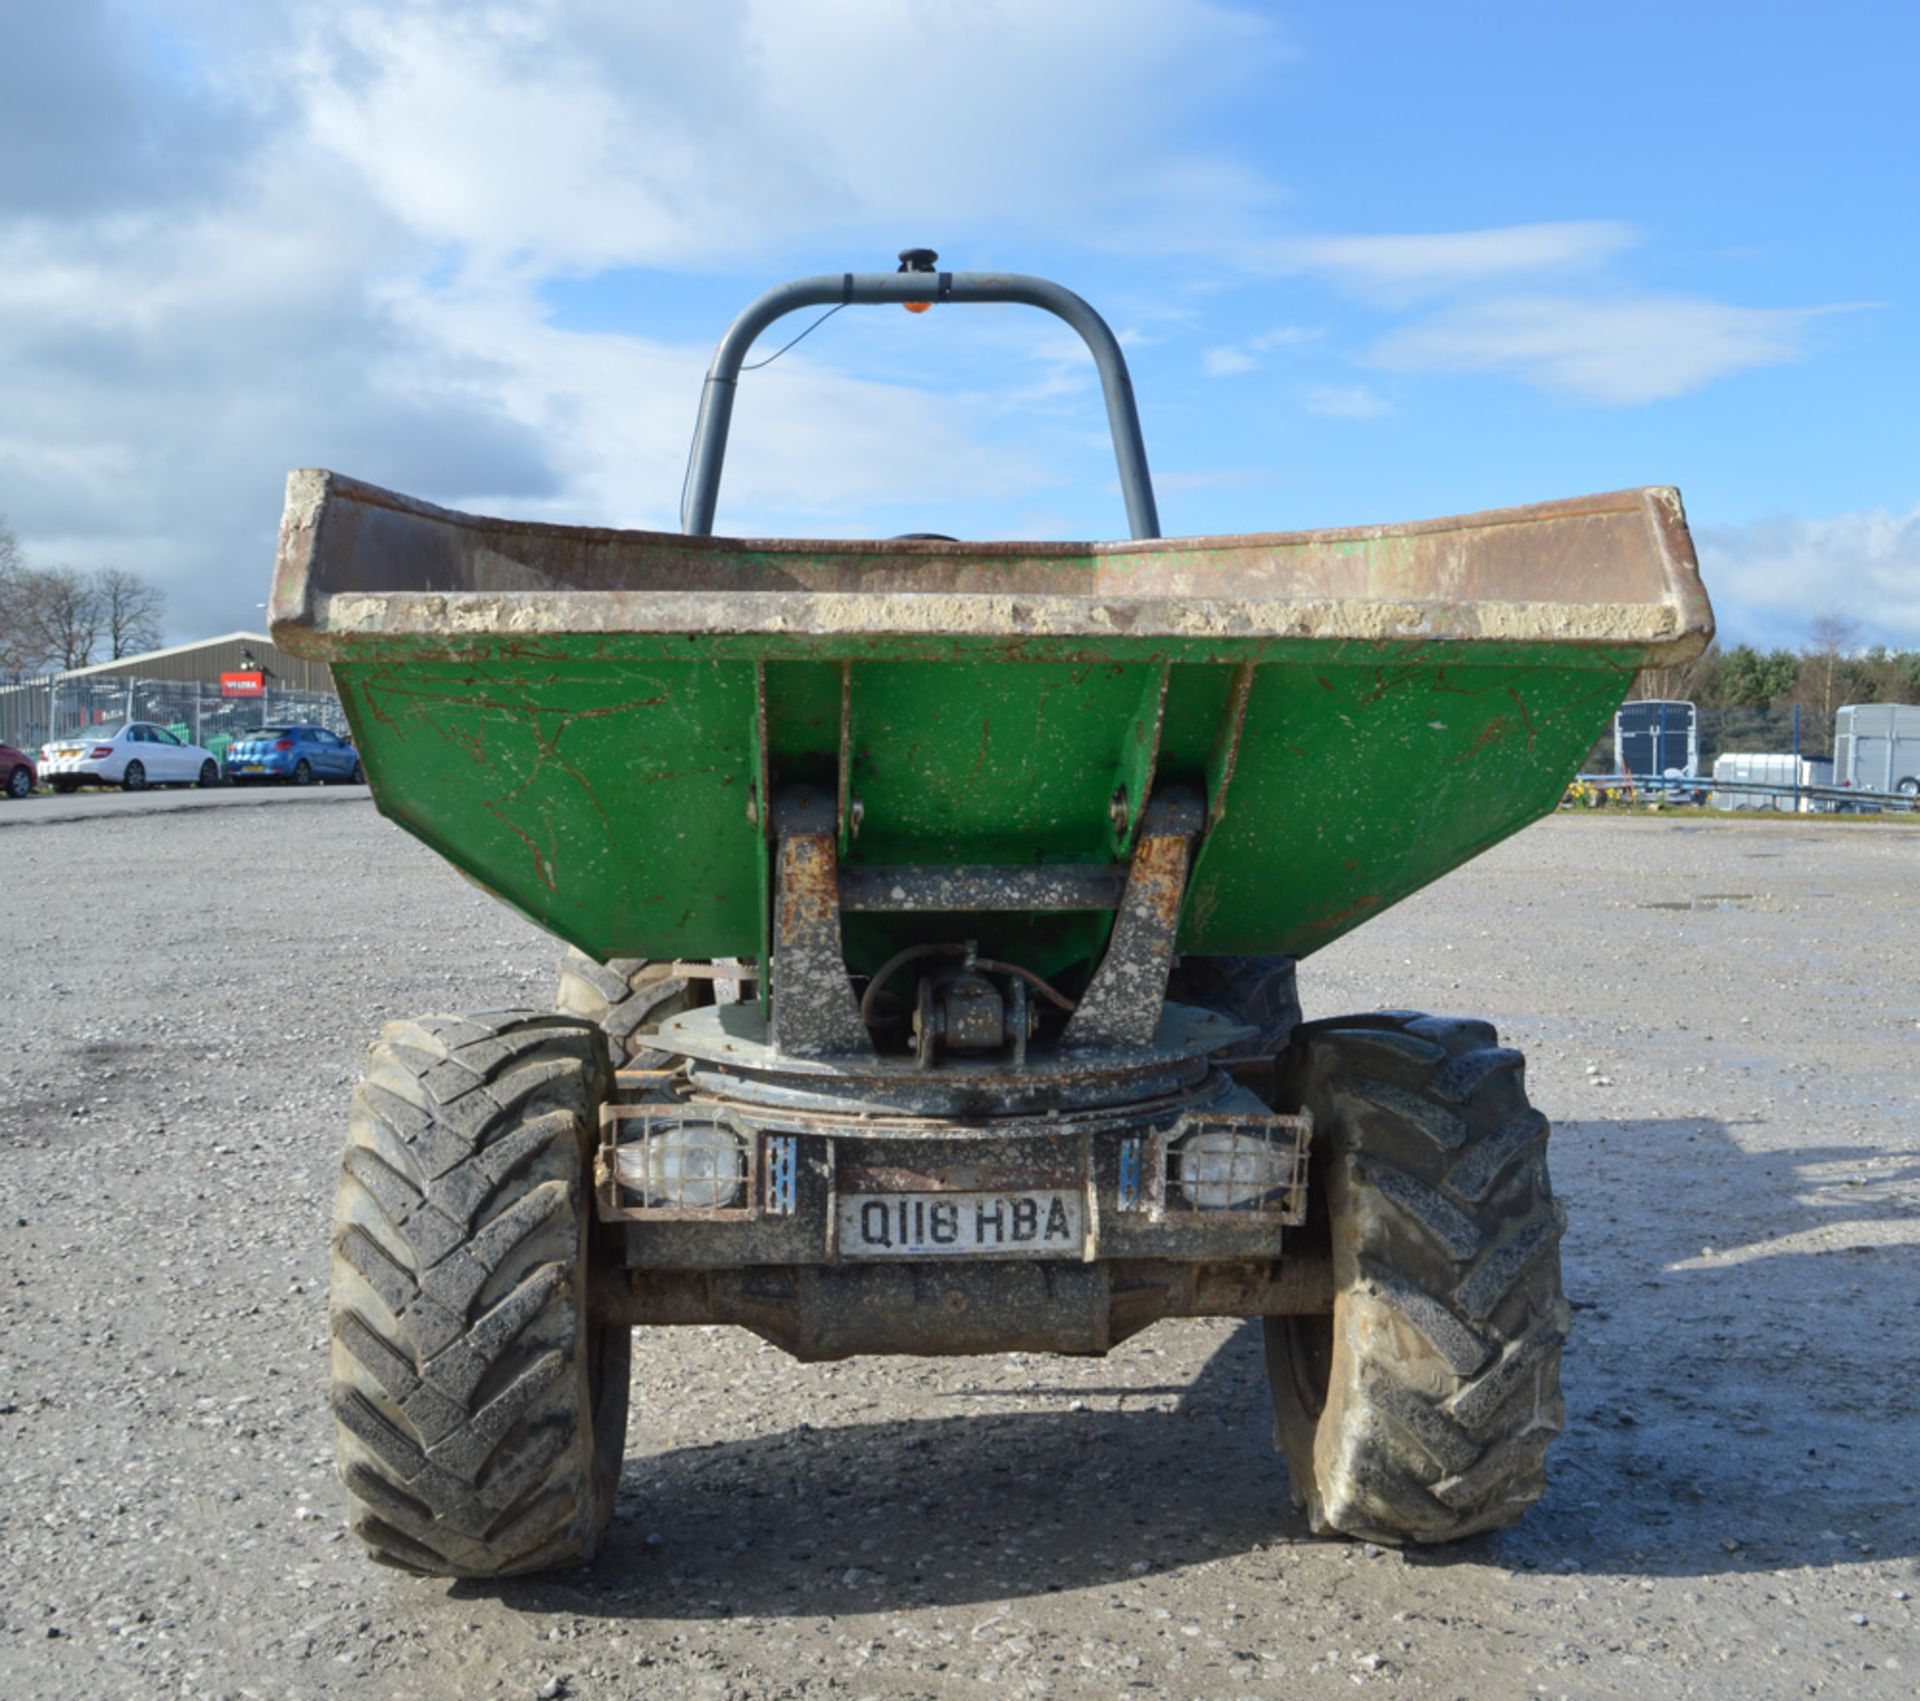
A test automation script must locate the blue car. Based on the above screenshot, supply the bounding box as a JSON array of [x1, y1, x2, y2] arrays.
[[224, 724, 364, 786]]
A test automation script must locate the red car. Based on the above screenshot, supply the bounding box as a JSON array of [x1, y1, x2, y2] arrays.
[[2, 742, 36, 799]]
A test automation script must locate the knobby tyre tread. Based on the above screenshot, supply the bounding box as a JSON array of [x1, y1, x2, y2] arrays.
[[1265, 1011, 1568, 1544], [1165, 954, 1302, 1060], [329, 1011, 628, 1577], [554, 949, 707, 1069]]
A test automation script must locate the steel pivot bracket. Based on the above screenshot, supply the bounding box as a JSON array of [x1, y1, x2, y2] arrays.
[[1059, 787, 1205, 1053], [768, 786, 876, 1059]]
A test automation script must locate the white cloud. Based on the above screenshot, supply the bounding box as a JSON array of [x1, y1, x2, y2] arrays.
[[1203, 346, 1258, 376], [1237, 218, 1855, 408], [291, 0, 1285, 278], [1252, 221, 1639, 303], [0, 151, 557, 637], [1202, 323, 1317, 376], [382, 280, 1045, 533], [1369, 294, 1853, 405], [1251, 326, 1317, 352], [1697, 506, 1920, 649], [0, 0, 1287, 642], [1302, 384, 1389, 420]]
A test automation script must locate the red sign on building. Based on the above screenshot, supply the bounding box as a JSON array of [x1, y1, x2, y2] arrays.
[[221, 672, 265, 697]]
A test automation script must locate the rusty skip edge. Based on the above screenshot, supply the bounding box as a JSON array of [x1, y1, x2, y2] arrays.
[[267, 471, 1713, 663]]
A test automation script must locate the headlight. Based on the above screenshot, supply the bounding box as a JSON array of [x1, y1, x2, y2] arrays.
[[1173, 1126, 1296, 1211], [613, 1119, 746, 1210]]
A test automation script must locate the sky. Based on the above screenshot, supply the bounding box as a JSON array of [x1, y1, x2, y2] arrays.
[[1, 0, 1916, 653]]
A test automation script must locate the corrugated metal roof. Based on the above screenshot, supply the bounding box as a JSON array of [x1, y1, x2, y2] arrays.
[[54, 631, 333, 693]]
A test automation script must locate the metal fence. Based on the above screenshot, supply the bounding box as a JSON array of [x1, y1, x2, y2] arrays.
[[1583, 704, 1856, 776], [0, 673, 347, 758]]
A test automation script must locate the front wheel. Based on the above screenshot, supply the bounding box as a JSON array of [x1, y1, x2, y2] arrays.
[[555, 948, 706, 1069], [329, 1012, 629, 1576], [121, 761, 146, 792], [5, 765, 29, 799], [349, 759, 365, 784], [292, 758, 313, 787], [197, 759, 219, 788], [1266, 1011, 1568, 1544]]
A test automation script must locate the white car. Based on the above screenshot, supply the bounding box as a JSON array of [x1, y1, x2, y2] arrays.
[[38, 722, 222, 794]]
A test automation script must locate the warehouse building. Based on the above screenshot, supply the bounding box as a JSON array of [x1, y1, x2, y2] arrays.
[[0, 631, 341, 750], [49, 631, 333, 694]]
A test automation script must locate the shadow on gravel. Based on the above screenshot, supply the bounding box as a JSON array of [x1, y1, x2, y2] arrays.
[[1508, 1114, 1920, 1584], [467, 1113, 1918, 1619], [475, 1321, 1309, 1620]]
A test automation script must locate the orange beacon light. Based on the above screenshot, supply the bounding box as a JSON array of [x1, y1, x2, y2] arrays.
[[899, 247, 937, 312]]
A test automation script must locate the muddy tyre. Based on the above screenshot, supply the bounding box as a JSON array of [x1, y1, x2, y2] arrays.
[[1165, 954, 1302, 1059], [329, 1012, 629, 1577], [1265, 1011, 1568, 1544], [554, 948, 705, 1069]]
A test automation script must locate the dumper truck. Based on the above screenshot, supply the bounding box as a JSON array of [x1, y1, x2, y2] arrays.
[[271, 254, 1714, 1576]]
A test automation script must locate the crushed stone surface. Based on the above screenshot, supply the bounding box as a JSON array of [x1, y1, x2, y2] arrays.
[[1, 804, 1915, 1699]]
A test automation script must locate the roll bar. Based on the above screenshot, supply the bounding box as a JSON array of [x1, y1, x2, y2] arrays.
[[680, 261, 1161, 540]]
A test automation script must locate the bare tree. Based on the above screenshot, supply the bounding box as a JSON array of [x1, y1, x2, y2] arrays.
[[33, 568, 102, 672], [2, 521, 169, 677], [1789, 611, 1864, 755], [1631, 642, 1718, 706], [96, 566, 166, 659], [0, 515, 37, 674]]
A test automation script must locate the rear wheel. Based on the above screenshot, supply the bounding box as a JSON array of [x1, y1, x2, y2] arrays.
[[1165, 954, 1301, 1061], [5, 765, 29, 799], [555, 949, 707, 1068], [329, 1012, 629, 1577], [121, 761, 146, 792], [1265, 1011, 1568, 1544]]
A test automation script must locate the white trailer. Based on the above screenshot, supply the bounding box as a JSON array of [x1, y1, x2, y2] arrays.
[[1835, 704, 1920, 798], [1711, 752, 1834, 812]]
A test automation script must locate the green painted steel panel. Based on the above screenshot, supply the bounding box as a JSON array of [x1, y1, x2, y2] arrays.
[[331, 638, 1639, 975], [278, 472, 1712, 986], [336, 656, 762, 956]]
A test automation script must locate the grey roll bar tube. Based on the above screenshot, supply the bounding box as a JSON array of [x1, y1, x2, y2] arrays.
[[680, 270, 1161, 540]]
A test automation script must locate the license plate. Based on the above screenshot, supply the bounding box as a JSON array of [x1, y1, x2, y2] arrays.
[[836, 1189, 1085, 1259], [240, 763, 264, 771]]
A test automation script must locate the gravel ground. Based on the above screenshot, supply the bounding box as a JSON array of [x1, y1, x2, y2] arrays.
[[2, 801, 1916, 1701], [0, 784, 369, 829]]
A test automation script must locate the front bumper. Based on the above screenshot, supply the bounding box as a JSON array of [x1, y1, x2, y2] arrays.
[[597, 1077, 1310, 1272], [592, 1006, 1321, 1360], [589, 1252, 1331, 1360], [591, 1089, 1323, 1361]]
